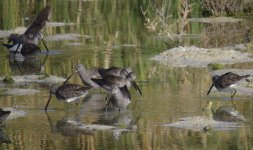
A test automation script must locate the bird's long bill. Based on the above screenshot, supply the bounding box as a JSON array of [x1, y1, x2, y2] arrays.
[[41, 38, 49, 53], [14, 43, 21, 56], [207, 83, 214, 95], [63, 72, 75, 85], [45, 92, 52, 111], [132, 81, 142, 95]]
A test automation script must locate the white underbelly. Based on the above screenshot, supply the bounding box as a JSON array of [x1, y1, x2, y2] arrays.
[[9, 44, 23, 52], [61, 93, 88, 103]]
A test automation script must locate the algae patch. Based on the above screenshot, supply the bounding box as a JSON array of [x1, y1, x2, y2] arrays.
[[3, 76, 15, 84], [162, 116, 243, 131], [0, 75, 66, 84], [207, 63, 225, 70]]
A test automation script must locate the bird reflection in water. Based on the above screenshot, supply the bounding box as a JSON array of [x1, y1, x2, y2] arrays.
[[9, 55, 48, 75], [45, 111, 94, 136], [212, 105, 246, 122], [0, 108, 11, 144], [203, 102, 246, 122], [106, 86, 131, 112], [0, 129, 11, 144], [94, 110, 139, 139]]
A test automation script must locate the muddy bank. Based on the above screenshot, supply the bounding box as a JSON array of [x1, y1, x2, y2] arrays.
[[45, 34, 91, 41], [162, 116, 243, 131], [5, 88, 40, 96], [151, 46, 253, 67], [0, 75, 66, 84], [189, 17, 244, 24]]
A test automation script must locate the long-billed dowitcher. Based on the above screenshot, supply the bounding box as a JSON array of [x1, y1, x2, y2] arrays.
[[44, 84, 91, 111], [63, 64, 142, 95], [91, 72, 142, 95], [67, 64, 100, 87], [207, 72, 250, 107], [3, 6, 51, 56]]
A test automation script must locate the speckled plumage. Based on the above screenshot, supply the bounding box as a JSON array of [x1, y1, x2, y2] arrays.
[[212, 72, 250, 90], [91, 74, 132, 92], [44, 83, 91, 110], [91, 72, 142, 95], [207, 72, 250, 108], [55, 84, 91, 100]]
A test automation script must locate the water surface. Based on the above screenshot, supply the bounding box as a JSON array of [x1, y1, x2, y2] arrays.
[[0, 0, 253, 150]]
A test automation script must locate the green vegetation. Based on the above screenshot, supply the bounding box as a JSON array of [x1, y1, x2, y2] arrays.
[[207, 63, 225, 70], [3, 75, 15, 83], [37, 72, 50, 79]]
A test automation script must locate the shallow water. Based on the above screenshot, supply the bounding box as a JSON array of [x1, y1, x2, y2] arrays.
[[0, 1, 253, 150]]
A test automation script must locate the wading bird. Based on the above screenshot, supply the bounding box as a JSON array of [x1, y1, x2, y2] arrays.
[[3, 6, 51, 56], [207, 72, 250, 107], [44, 84, 91, 111]]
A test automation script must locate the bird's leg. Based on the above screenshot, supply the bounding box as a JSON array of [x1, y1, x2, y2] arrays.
[[14, 43, 21, 56], [66, 103, 69, 110], [45, 92, 52, 111], [40, 54, 48, 72], [106, 94, 111, 108], [41, 38, 49, 54], [231, 89, 237, 109], [75, 102, 80, 116], [14, 59, 23, 74], [105, 94, 109, 103], [45, 111, 54, 133]]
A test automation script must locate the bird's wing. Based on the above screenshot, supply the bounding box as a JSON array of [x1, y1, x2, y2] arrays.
[[219, 72, 245, 87], [24, 6, 51, 38], [57, 84, 87, 99]]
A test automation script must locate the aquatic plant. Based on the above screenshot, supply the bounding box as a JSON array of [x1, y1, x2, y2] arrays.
[[207, 63, 225, 70], [3, 76, 15, 84]]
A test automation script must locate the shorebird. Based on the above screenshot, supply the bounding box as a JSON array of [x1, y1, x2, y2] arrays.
[[90, 72, 142, 95], [3, 42, 41, 57], [3, 6, 51, 56], [64, 64, 100, 87], [0, 108, 11, 123], [65, 64, 142, 94], [44, 84, 91, 111], [207, 72, 250, 107], [107, 85, 131, 111], [98, 67, 133, 78]]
